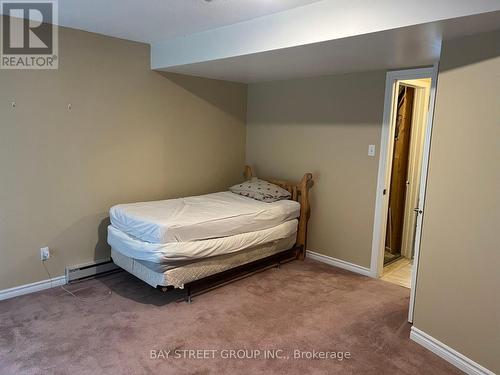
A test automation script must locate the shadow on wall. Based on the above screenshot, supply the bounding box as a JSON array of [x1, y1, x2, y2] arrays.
[[439, 28, 500, 72], [246, 70, 386, 126], [95, 217, 111, 261], [156, 71, 247, 122], [49, 214, 112, 268]]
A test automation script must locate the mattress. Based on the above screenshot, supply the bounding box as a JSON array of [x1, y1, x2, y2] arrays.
[[111, 234, 296, 288], [107, 219, 298, 263], [110, 191, 300, 244]]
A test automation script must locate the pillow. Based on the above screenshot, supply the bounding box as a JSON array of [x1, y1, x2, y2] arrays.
[[230, 177, 291, 202]]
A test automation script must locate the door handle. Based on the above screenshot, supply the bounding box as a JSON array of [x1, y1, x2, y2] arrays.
[[413, 208, 423, 214]]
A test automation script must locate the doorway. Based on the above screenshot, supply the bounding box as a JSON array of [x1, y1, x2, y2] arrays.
[[382, 79, 430, 289], [384, 84, 416, 266], [370, 67, 438, 323]]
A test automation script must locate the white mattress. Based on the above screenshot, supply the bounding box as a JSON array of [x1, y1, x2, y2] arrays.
[[107, 219, 298, 263], [109, 191, 300, 244]]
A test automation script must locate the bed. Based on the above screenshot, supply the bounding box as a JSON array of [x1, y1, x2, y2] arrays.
[[107, 166, 313, 300]]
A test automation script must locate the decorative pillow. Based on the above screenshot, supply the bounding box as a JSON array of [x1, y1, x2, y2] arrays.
[[229, 177, 291, 202]]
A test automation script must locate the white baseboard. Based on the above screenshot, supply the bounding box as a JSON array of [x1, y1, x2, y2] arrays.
[[410, 326, 494, 375], [66, 258, 119, 283], [0, 275, 66, 301], [306, 250, 374, 277]]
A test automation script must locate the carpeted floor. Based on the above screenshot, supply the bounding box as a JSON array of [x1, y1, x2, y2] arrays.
[[0, 259, 461, 375]]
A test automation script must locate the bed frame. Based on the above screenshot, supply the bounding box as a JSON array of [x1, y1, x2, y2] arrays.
[[179, 166, 314, 302], [243, 165, 313, 260]]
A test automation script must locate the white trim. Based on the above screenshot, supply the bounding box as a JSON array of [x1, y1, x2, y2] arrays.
[[307, 250, 374, 277], [410, 327, 495, 375], [369, 66, 438, 323], [370, 69, 400, 277], [0, 275, 66, 301]]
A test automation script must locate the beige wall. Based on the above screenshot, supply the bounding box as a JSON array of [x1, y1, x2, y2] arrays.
[[413, 30, 500, 372], [246, 71, 386, 267], [0, 25, 247, 290]]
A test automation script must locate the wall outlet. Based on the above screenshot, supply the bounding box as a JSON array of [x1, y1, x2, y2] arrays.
[[40, 247, 50, 261]]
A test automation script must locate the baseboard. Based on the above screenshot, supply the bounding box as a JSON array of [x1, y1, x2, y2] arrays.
[[410, 326, 494, 375], [66, 258, 119, 283], [306, 250, 374, 277], [0, 275, 66, 301]]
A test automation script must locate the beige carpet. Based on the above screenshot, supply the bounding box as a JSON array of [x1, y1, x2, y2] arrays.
[[0, 259, 461, 374]]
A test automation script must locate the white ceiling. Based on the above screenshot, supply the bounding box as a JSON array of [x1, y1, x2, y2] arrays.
[[55, 0, 322, 43], [2, 0, 498, 82], [158, 12, 500, 82]]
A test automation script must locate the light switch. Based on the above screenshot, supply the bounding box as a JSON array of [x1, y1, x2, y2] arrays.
[[368, 144, 376, 157]]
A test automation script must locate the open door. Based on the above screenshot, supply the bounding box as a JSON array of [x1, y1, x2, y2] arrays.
[[370, 66, 438, 324], [407, 69, 438, 323]]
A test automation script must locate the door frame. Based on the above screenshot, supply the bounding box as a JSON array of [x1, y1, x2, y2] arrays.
[[369, 65, 439, 323]]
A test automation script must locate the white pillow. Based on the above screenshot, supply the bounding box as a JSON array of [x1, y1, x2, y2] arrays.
[[229, 178, 291, 202]]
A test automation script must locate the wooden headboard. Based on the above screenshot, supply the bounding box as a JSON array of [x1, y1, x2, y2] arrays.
[[243, 165, 314, 260]]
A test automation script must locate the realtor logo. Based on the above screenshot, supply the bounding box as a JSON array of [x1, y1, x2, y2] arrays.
[[1, 0, 58, 69]]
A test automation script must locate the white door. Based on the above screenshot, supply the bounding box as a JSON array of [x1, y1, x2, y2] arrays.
[[407, 67, 439, 323]]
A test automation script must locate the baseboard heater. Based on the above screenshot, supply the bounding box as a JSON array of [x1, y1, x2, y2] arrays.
[[65, 259, 121, 284]]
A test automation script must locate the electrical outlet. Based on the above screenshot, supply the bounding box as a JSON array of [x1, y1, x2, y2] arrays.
[[40, 247, 50, 261]]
